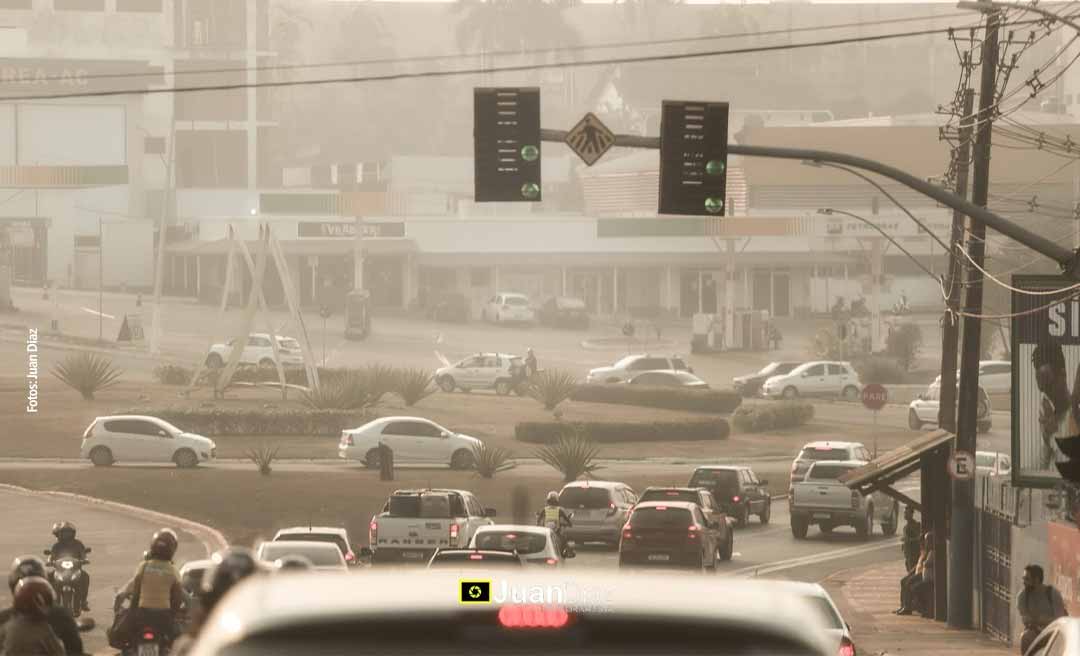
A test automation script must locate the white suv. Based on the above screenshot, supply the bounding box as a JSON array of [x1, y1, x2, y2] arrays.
[[761, 361, 860, 400], [206, 333, 304, 369], [482, 293, 535, 324], [789, 441, 870, 490], [586, 354, 692, 385], [435, 353, 525, 395], [932, 360, 1011, 395]]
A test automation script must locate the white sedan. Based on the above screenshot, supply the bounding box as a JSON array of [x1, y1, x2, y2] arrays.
[[468, 525, 574, 566], [256, 541, 348, 572], [338, 417, 482, 470], [80, 415, 216, 468]]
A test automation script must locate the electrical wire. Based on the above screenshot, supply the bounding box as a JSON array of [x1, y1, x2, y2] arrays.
[[0, 22, 1038, 102], [957, 286, 1080, 319], [958, 244, 1080, 294]]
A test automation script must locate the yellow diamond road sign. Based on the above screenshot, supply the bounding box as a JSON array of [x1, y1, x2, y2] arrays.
[[566, 112, 615, 166]]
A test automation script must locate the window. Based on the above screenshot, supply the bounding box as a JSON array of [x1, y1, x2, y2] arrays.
[[411, 422, 443, 438], [672, 358, 689, 371], [176, 130, 247, 188], [104, 420, 165, 436], [827, 364, 845, 376], [630, 507, 692, 528], [383, 422, 421, 436], [387, 494, 451, 518], [558, 487, 613, 509], [275, 533, 348, 557], [482, 356, 499, 368], [808, 464, 855, 480], [474, 531, 547, 554], [689, 469, 738, 495], [632, 358, 669, 371], [465, 495, 484, 517], [448, 494, 466, 517], [248, 336, 270, 347], [805, 364, 825, 376], [805, 596, 844, 629], [799, 447, 850, 462]]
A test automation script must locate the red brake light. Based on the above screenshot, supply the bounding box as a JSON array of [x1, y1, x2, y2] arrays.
[[687, 525, 699, 539], [469, 554, 484, 560], [369, 518, 378, 545], [142, 630, 156, 641], [733, 495, 741, 502], [545, 558, 558, 565], [345, 552, 355, 563], [340, 432, 353, 447], [621, 524, 633, 540], [498, 605, 569, 628], [839, 636, 856, 656], [450, 523, 460, 545]]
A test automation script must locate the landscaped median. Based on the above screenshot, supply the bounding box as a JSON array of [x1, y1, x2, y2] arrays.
[[515, 419, 731, 444], [568, 384, 742, 414], [732, 401, 815, 433], [114, 406, 374, 436]]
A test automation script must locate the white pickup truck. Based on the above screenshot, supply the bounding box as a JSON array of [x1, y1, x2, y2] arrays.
[[790, 460, 899, 541], [368, 489, 496, 564]]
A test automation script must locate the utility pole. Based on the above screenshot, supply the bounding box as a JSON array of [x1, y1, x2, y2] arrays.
[[951, 9, 1000, 629], [150, 120, 175, 356], [98, 216, 103, 343]]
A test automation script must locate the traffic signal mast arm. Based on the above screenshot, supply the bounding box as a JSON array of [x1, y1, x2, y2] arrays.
[[539, 128, 1079, 278]]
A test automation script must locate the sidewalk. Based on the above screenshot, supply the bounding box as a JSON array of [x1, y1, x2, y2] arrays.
[[825, 560, 1011, 656]]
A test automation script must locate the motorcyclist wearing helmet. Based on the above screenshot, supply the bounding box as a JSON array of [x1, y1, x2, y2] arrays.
[[0, 556, 83, 655], [172, 547, 263, 656], [536, 491, 573, 556], [0, 576, 65, 655], [116, 529, 185, 648], [47, 521, 90, 611]]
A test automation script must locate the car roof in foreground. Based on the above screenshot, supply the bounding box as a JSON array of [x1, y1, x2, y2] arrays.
[[187, 570, 834, 656]]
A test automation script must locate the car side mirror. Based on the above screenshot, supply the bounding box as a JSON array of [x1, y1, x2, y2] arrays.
[[485, 508, 497, 517]]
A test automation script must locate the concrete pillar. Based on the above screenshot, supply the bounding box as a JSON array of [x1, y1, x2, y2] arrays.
[[724, 241, 736, 349]]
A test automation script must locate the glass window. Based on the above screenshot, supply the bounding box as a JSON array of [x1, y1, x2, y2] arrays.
[[630, 507, 693, 528], [505, 296, 528, 306], [805, 364, 826, 376], [808, 464, 856, 480], [382, 422, 414, 436], [387, 494, 451, 518], [827, 364, 845, 375], [639, 489, 699, 505], [672, 358, 689, 371], [799, 447, 850, 462], [805, 596, 844, 629], [275, 533, 348, 557], [411, 422, 443, 438], [258, 543, 342, 567], [558, 487, 613, 509], [449, 494, 466, 517], [689, 470, 739, 495], [473, 531, 548, 554], [465, 496, 484, 517]]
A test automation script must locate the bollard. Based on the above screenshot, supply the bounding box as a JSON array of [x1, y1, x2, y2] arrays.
[[379, 443, 394, 481], [511, 484, 531, 525]]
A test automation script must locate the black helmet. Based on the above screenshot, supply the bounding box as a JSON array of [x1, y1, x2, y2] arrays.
[[51, 522, 76, 540], [8, 555, 47, 594], [272, 555, 313, 572], [149, 529, 179, 561], [200, 548, 261, 612], [13, 576, 54, 619]]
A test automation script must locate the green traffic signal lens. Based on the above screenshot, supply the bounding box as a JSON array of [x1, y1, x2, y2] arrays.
[[521, 145, 539, 162], [705, 197, 724, 214], [706, 159, 725, 176], [521, 183, 540, 199]]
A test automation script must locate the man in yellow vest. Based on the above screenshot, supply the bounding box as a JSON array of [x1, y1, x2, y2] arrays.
[[536, 491, 573, 556], [115, 529, 185, 649]]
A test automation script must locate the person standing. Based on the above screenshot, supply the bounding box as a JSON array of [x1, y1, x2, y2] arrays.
[[901, 506, 922, 573], [1018, 564, 1068, 653], [524, 348, 538, 377]]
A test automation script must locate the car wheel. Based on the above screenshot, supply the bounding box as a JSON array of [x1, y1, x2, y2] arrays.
[[205, 353, 224, 369], [791, 516, 809, 540], [842, 385, 859, 401], [908, 409, 923, 430], [494, 380, 512, 396], [450, 449, 475, 470], [89, 446, 114, 467], [782, 386, 798, 400], [759, 499, 771, 524], [174, 449, 199, 469], [438, 376, 456, 393], [719, 534, 734, 561], [364, 448, 382, 469], [855, 507, 872, 540]]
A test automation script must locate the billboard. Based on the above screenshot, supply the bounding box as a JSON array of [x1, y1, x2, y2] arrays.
[[1012, 275, 1077, 488]]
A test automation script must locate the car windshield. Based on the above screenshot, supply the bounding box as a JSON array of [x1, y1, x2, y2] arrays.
[[630, 507, 693, 528], [799, 448, 850, 461], [639, 489, 699, 504], [808, 464, 855, 480], [259, 543, 342, 567], [688, 470, 739, 494], [472, 531, 549, 554], [277, 338, 301, 350], [504, 296, 528, 306], [388, 495, 453, 518], [276, 533, 349, 556], [559, 487, 612, 509], [613, 355, 641, 368]]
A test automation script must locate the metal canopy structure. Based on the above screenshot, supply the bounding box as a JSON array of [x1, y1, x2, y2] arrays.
[[840, 429, 955, 511]]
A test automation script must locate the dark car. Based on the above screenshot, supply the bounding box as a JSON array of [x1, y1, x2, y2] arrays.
[[538, 296, 589, 329], [618, 501, 720, 570], [628, 370, 709, 389], [732, 362, 802, 397], [426, 292, 470, 323], [426, 549, 524, 568], [636, 487, 733, 561], [687, 466, 771, 527]]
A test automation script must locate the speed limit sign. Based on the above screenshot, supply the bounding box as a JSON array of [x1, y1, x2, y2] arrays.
[[948, 451, 975, 481]]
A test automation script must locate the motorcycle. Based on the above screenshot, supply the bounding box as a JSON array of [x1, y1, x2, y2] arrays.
[[43, 547, 90, 619], [112, 592, 178, 656]]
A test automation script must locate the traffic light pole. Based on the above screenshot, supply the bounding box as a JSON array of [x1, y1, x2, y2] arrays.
[[539, 129, 1080, 277]]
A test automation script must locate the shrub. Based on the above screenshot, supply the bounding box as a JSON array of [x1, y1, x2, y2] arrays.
[[853, 356, 906, 384], [533, 425, 604, 483], [362, 363, 398, 402], [52, 352, 123, 401], [248, 446, 279, 475], [471, 443, 514, 479], [515, 419, 729, 444], [886, 323, 923, 372], [528, 369, 578, 411], [568, 385, 741, 414], [731, 402, 814, 433], [301, 371, 379, 410], [393, 368, 435, 407], [116, 407, 373, 436], [153, 364, 193, 386]]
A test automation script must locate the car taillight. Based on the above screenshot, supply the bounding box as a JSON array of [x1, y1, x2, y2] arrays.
[[545, 558, 558, 565], [499, 605, 569, 628], [851, 491, 860, 509], [345, 552, 355, 563], [607, 502, 617, 516], [369, 518, 378, 545], [839, 636, 856, 656], [142, 630, 156, 641], [687, 525, 699, 540], [340, 432, 353, 447], [450, 523, 460, 546], [732, 495, 741, 503], [621, 524, 633, 541], [469, 553, 484, 560]]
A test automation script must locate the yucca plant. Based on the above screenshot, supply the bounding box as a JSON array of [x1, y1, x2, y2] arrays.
[[301, 371, 376, 410], [471, 443, 514, 479], [248, 446, 279, 476], [534, 425, 603, 483], [393, 367, 435, 407], [362, 363, 397, 404], [52, 352, 123, 401], [527, 369, 578, 411]]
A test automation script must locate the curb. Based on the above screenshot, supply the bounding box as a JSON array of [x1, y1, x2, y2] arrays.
[[0, 483, 228, 554]]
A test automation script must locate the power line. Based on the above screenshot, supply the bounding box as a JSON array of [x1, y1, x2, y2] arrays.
[[0, 22, 1022, 103], [0, 10, 983, 87]]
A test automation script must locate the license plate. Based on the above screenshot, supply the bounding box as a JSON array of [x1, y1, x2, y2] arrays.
[[401, 551, 425, 560], [813, 513, 831, 519], [647, 554, 670, 562]]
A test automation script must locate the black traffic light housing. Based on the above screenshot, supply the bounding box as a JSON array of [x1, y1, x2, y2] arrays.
[[659, 100, 729, 216], [474, 87, 541, 202]]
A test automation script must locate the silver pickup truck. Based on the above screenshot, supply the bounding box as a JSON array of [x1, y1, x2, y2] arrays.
[[369, 488, 496, 564], [790, 460, 898, 541]]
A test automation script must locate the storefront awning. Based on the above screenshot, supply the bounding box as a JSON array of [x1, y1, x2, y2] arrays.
[[166, 238, 417, 257], [839, 429, 955, 512]]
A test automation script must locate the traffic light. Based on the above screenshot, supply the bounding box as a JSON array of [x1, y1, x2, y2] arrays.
[[1056, 436, 1080, 483], [474, 87, 541, 202], [659, 100, 729, 216]]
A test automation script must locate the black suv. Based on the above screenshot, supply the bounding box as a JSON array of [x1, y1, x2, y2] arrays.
[[687, 466, 771, 527]]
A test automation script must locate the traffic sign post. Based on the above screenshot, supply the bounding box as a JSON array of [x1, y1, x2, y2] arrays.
[[565, 113, 615, 166], [861, 383, 888, 459], [948, 451, 975, 481]]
